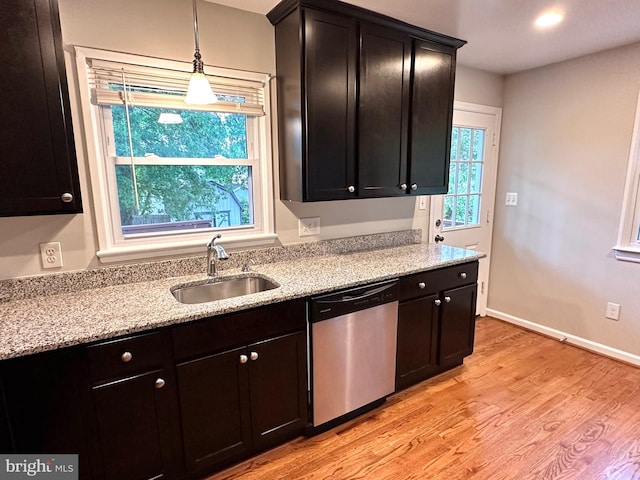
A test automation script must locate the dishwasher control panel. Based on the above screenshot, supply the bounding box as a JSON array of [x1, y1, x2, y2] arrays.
[[310, 279, 399, 322]]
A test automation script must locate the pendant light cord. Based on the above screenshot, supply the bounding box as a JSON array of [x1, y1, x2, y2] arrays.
[[192, 0, 204, 74]]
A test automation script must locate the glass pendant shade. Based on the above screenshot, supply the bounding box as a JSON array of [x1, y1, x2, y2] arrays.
[[186, 72, 217, 104]]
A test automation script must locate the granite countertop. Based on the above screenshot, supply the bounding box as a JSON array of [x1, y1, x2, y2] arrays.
[[0, 242, 483, 361]]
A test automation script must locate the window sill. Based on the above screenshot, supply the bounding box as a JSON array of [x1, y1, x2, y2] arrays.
[[97, 233, 279, 264], [612, 245, 640, 263]]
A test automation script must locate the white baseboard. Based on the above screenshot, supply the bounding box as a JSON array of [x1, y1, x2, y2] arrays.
[[486, 308, 640, 367]]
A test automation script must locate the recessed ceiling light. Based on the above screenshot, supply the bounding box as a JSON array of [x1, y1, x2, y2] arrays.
[[535, 12, 564, 27]]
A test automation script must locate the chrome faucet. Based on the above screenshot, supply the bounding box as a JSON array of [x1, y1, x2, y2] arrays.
[[207, 234, 229, 277]]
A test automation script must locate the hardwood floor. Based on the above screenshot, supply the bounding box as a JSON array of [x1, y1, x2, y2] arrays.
[[205, 317, 640, 480]]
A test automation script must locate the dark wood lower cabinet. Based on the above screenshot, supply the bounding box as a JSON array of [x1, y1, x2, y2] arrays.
[[91, 370, 178, 480], [176, 332, 308, 477], [177, 347, 252, 475], [439, 284, 477, 368], [396, 293, 439, 391], [396, 261, 479, 391]]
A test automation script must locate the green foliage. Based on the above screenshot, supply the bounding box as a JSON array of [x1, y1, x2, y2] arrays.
[[111, 105, 251, 227]]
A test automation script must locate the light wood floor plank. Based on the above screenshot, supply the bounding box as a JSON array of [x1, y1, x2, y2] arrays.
[[205, 317, 640, 480]]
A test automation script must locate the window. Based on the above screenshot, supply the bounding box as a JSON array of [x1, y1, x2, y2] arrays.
[[442, 126, 485, 230], [75, 48, 276, 262], [614, 90, 640, 262]]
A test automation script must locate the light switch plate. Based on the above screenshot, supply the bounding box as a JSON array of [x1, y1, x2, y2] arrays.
[[505, 192, 518, 206], [606, 302, 621, 320], [299, 217, 320, 236]]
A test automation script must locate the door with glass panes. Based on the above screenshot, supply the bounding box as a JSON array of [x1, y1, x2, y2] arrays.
[[430, 103, 501, 315]]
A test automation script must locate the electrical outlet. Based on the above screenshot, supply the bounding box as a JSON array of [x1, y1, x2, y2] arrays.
[[40, 242, 63, 268], [505, 192, 518, 206], [299, 217, 320, 236], [606, 302, 621, 320], [418, 196, 427, 210]]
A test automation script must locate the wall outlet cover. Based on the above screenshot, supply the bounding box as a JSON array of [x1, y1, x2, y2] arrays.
[[40, 242, 63, 268], [505, 192, 518, 206], [299, 217, 320, 236], [606, 302, 621, 320]]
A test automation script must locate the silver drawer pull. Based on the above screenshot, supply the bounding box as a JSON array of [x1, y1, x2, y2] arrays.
[[399, 183, 407, 190], [347, 185, 355, 193], [250, 351, 259, 361], [434, 299, 442, 306], [444, 296, 451, 303], [121, 351, 133, 363], [240, 354, 248, 364], [460, 272, 467, 279], [61, 192, 74, 203], [418, 282, 426, 289], [154, 378, 166, 389], [411, 184, 418, 191]]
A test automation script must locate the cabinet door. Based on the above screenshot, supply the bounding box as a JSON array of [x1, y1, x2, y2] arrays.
[[176, 347, 252, 475], [408, 39, 456, 195], [303, 9, 358, 200], [92, 370, 176, 480], [359, 23, 411, 198], [396, 294, 439, 391], [248, 332, 308, 451], [0, 0, 82, 216], [438, 284, 477, 368]]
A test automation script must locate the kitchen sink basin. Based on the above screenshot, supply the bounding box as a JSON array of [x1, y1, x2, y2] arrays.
[[171, 275, 279, 304]]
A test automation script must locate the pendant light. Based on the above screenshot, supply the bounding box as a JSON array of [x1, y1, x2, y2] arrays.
[[186, 0, 218, 104]]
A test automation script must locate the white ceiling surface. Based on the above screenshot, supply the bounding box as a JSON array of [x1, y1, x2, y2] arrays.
[[207, 0, 640, 74]]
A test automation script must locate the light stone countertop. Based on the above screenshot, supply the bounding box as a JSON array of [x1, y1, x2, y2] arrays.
[[0, 243, 483, 361]]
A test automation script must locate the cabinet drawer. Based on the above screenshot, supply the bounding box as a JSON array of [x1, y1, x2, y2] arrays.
[[87, 331, 163, 383], [172, 300, 306, 362], [399, 261, 478, 301]]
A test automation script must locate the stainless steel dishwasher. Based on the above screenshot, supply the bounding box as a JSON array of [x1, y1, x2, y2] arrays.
[[308, 279, 399, 433]]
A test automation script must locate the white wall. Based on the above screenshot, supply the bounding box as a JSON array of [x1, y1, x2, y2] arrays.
[[0, 0, 503, 280], [489, 42, 640, 356]]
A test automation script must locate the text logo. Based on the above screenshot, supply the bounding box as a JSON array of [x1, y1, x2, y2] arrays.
[[0, 455, 77, 480]]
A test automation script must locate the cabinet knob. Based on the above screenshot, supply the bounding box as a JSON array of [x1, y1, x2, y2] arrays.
[[399, 183, 407, 190], [417, 282, 426, 289], [239, 354, 248, 364], [250, 351, 259, 361], [347, 185, 355, 193], [411, 184, 418, 191], [61, 192, 74, 203], [460, 272, 467, 279], [154, 378, 166, 389], [121, 351, 133, 363], [444, 296, 451, 303], [434, 299, 442, 306]]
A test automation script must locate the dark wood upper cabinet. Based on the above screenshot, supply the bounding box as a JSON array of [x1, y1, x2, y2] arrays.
[[268, 0, 465, 202], [0, 0, 82, 216], [408, 40, 457, 195], [358, 23, 411, 198]]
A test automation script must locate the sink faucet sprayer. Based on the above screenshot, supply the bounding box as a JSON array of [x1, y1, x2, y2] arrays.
[[207, 234, 229, 277]]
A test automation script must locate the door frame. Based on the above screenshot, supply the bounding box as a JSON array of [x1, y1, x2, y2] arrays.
[[430, 101, 502, 316]]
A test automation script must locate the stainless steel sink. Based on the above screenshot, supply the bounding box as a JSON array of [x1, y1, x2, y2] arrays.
[[171, 275, 279, 304]]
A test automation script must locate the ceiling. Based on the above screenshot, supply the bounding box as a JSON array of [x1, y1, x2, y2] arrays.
[[207, 0, 640, 75]]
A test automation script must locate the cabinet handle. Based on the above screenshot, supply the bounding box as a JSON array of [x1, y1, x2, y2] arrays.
[[417, 282, 426, 289], [411, 184, 418, 191], [434, 299, 442, 306], [444, 296, 451, 303], [250, 351, 259, 361], [460, 272, 467, 279], [154, 378, 166, 389], [121, 351, 133, 363], [61, 192, 74, 203], [399, 183, 407, 190], [347, 185, 355, 193], [239, 354, 248, 364]]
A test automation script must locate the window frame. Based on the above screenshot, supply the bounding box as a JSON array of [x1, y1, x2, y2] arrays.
[[75, 47, 277, 263], [614, 89, 640, 263]]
